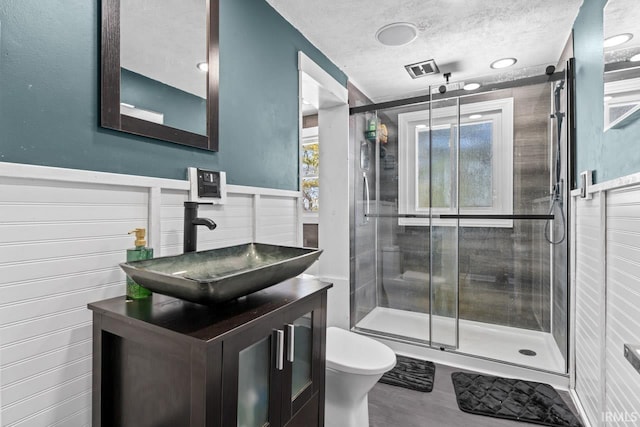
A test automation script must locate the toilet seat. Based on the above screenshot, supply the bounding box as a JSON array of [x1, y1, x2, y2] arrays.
[[326, 327, 396, 375]]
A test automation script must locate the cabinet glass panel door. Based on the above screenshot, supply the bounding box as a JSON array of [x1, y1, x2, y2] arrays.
[[291, 313, 313, 400], [237, 336, 271, 427]]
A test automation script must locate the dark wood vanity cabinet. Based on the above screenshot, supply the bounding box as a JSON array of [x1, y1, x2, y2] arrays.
[[88, 277, 331, 427]]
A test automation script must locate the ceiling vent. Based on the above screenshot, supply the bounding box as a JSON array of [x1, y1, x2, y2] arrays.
[[405, 59, 439, 79]]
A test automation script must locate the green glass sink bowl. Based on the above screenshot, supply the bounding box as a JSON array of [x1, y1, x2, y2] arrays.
[[120, 243, 322, 305]]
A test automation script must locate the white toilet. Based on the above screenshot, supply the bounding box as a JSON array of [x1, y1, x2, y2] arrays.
[[325, 327, 396, 427]]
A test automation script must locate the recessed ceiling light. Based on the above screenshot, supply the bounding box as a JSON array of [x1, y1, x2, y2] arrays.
[[490, 58, 517, 69], [375, 22, 418, 46], [630, 53, 640, 62], [197, 62, 208, 72], [604, 33, 633, 48], [464, 83, 481, 91], [469, 114, 483, 120]]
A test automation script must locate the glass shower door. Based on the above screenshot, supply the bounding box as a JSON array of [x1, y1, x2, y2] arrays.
[[352, 111, 378, 327], [350, 80, 568, 373], [352, 107, 435, 344], [428, 96, 459, 349]]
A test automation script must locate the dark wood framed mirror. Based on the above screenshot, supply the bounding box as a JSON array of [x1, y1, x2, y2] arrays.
[[101, 0, 219, 151]]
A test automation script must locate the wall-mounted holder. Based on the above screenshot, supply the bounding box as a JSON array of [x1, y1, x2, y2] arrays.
[[188, 167, 227, 204], [624, 344, 640, 376], [579, 170, 593, 200]]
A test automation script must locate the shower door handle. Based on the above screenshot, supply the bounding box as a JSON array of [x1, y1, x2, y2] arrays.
[[363, 172, 370, 224]]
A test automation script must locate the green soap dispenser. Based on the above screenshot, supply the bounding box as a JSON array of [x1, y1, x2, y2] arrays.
[[126, 228, 153, 299]]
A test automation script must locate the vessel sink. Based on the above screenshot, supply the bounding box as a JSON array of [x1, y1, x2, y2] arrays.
[[120, 243, 322, 305]]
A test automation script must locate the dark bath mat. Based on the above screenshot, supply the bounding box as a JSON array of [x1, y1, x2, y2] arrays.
[[451, 372, 583, 427], [378, 355, 435, 392]]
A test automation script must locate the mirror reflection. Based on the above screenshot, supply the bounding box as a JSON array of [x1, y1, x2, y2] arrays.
[[604, 0, 640, 130], [120, 0, 207, 135]]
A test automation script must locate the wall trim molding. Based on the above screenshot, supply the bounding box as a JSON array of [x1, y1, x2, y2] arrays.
[[569, 193, 578, 391], [0, 161, 189, 190], [298, 51, 348, 104], [571, 170, 640, 197], [226, 184, 300, 198], [570, 388, 594, 427], [571, 171, 640, 427], [0, 161, 301, 199]]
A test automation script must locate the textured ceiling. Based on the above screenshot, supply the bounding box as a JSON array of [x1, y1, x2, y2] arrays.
[[121, 0, 207, 98], [267, 0, 583, 101], [604, 0, 640, 64], [118, 1, 640, 103]]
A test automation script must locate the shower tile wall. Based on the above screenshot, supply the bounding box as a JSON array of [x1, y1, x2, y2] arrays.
[[375, 84, 554, 332], [373, 105, 431, 315], [503, 83, 552, 332], [354, 220, 376, 322]]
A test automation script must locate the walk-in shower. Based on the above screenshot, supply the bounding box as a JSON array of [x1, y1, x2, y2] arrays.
[[349, 72, 570, 374]]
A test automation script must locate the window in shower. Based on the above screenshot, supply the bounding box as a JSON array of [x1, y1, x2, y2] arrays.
[[398, 98, 514, 227], [420, 122, 494, 209]]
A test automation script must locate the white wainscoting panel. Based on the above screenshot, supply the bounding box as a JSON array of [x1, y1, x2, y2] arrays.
[[0, 162, 301, 426], [572, 177, 640, 427], [256, 195, 298, 245], [605, 187, 640, 426], [574, 192, 605, 427], [159, 190, 256, 256], [0, 178, 148, 426]]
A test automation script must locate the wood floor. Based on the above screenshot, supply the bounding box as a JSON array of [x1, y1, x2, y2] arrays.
[[368, 362, 580, 427]]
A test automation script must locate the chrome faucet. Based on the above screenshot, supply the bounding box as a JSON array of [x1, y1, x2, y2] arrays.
[[184, 201, 217, 253]]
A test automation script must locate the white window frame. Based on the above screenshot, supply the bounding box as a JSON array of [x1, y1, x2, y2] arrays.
[[300, 126, 319, 223], [604, 76, 640, 131], [398, 97, 514, 228]]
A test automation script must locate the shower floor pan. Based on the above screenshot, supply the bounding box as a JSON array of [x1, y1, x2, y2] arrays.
[[356, 307, 565, 373]]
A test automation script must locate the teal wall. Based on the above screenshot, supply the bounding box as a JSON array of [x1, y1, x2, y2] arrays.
[[0, 0, 347, 190], [573, 0, 640, 183]]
